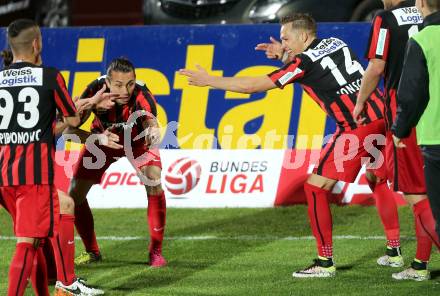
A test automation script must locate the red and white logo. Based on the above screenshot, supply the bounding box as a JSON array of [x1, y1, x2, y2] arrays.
[[164, 158, 202, 195]]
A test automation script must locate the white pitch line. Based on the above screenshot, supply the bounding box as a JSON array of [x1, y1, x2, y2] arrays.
[[0, 235, 415, 241]]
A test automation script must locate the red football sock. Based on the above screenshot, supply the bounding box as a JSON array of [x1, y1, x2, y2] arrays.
[[413, 199, 440, 261], [74, 199, 100, 254], [8, 242, 37, 296], [304, 183, 333, 258], [147, 192, 166, 251], [30, 244, 49, 296], [42, 238, 57, 284], [51, 214, 76, 285], [370, 180, 401, 248]]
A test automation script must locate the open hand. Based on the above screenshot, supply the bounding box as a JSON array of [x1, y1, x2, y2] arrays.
[[353, 102, 367, 125], [73, 96, 91, 113], [98, 129, 123, 149], [255, 37, 284, 60], [90, 84, 119, 110], [392, 135, 406, 148], [178, 65, 210, 87]]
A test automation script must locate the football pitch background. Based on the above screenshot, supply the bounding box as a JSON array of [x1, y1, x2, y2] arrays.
[[1, 207, 439, 295], [0, 22, 439, 295]]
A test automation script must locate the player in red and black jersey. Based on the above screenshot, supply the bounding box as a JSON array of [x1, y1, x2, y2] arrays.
[[355, 0, 439, 281], [66, 57, 167, 268], [180, 13, 400, 278], [268, 41, 383, 131], [0, 62, 77, 187], [359, 0, 423, 131], [0, 19, 93, 296]]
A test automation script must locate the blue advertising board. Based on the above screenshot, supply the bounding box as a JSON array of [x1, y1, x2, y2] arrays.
[[0, 23, 372, 149]]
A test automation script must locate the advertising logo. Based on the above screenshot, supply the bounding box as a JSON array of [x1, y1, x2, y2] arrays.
[[206, 160, 267, 194], [164, 158, 202, 195]]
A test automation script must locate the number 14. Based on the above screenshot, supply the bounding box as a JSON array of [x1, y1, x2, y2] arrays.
[[320, 47, 365, 86]]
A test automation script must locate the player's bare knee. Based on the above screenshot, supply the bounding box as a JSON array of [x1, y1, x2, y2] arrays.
[[146, 184, 163, 196], [307, 174, 337, 191], [141, 166, 162, 188], [17, 237, 38, 247], [404, 194, 427, 206], [145, 172, 160, 181], [59, 191, 75, 215]]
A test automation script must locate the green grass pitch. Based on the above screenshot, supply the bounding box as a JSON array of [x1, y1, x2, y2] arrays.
[[1, 206, 439, 295]]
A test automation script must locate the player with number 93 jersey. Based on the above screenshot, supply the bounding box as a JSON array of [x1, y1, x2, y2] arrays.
[[0, 62, 76, 242], [0, 65, 76, 185]]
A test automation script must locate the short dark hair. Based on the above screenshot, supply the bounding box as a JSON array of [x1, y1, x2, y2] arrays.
[[106, 57, 135, 77], [426, 0, 440, 10], [7, 19, 38, 39], [280, 13, 317, 35], [6, 19, 40, 55]]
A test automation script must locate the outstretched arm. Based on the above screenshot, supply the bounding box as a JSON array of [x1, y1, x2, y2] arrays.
[[179, 65, 276, 94]]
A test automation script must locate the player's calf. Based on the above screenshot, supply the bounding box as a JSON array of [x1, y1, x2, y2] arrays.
[[70, 179, 102, 262], [59, 190, 75, 215], [8, 238, 39, 296], [367, 173, 403, 267], [146, 188, 167, 268], [142, 165, 168, 267]]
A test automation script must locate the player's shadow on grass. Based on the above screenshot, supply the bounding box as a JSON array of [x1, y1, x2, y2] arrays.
[[336, 265, 354, 271], [335, 236, 417, 273], [331, 245, 383, 272], [430, 270, 440, 279]]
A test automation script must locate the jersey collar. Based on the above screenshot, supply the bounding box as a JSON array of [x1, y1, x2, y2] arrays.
[[304, 38, 321, 51], [8, 61, 36, 68]]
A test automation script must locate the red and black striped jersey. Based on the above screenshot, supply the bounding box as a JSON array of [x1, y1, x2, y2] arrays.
[[80, 76, 158, 148], [365, 0, 422, 128], [0, 62, 77, 186], [269, 38, 384, 132]]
